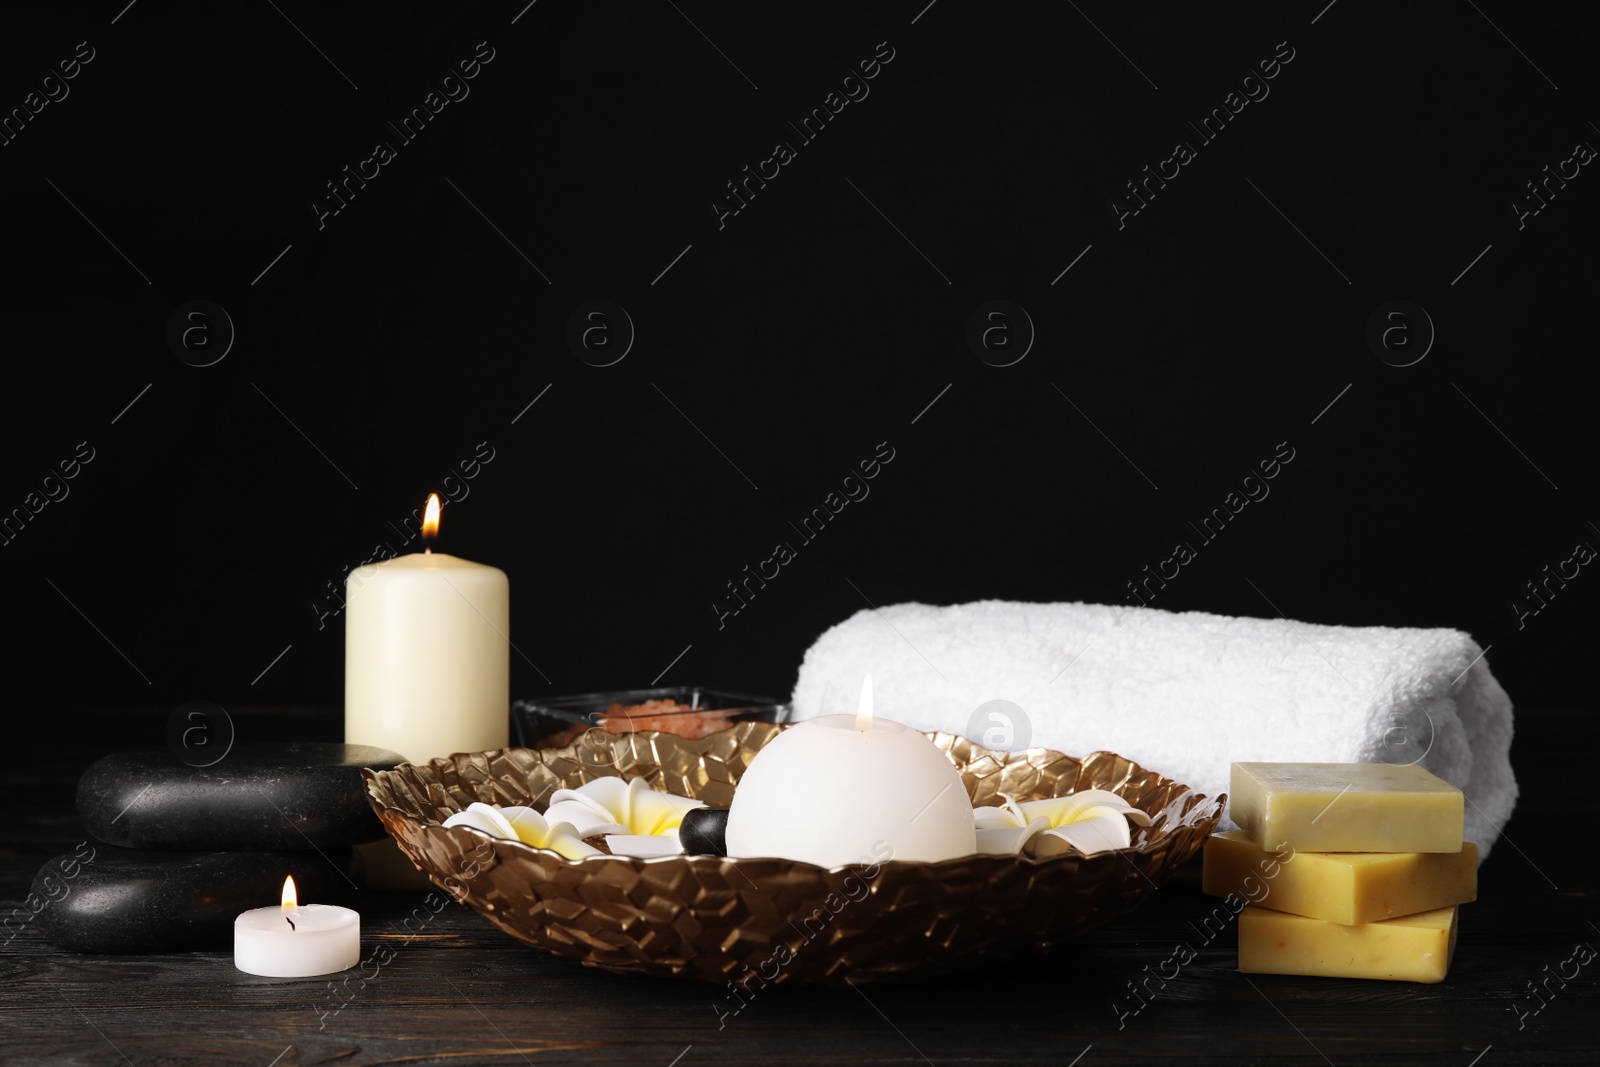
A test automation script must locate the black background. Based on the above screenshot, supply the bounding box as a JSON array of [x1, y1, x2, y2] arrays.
[[2, 2, 1595, 717]]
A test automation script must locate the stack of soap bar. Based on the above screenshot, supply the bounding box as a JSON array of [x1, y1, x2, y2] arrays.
[[1206, 762, 1472, 984]]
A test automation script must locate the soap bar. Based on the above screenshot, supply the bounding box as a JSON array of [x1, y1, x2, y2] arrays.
[[1230, 762, 1464, 853], [1203, 830, 1477, 924], [1239, 904, 1458, 983]]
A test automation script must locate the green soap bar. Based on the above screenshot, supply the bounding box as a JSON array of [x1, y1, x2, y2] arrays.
[[1229, 762, 1464, 853]]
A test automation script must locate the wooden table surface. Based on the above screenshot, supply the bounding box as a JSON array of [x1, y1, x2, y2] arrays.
[[3, 706, 1594, 1066]]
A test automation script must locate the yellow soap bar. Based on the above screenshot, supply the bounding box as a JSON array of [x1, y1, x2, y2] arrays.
[[1230, 762, 1464, 853], [1203, 830, 1477, 924], [1239, 904, 1458, 983]]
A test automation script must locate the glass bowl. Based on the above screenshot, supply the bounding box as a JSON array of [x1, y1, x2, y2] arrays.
[[511, 686, 787, 747]]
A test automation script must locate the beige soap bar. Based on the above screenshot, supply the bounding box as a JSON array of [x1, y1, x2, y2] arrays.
[[1203, 830, 1477, 924], [1230, 762, 1464, 853], [1239, 904, 1458, 983]]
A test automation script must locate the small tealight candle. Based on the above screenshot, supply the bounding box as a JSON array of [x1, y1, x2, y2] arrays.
[[234, 876, 360, 977], [725, 675, 976, 867]]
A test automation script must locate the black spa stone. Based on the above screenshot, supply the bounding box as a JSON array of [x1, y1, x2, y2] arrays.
[[30, 844, 363, 953], [678, 807, 729, 856], [77, 743, 406, 851]]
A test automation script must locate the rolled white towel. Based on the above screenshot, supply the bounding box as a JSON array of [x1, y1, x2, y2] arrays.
[[791, 600, 1516, 861]]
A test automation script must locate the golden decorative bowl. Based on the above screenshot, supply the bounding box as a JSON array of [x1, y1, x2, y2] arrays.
[[362, 722, 1223, 987]]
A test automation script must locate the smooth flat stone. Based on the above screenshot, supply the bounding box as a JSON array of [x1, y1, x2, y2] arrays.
[[77, 743, 406, 851], [33, 844, 362, 953]]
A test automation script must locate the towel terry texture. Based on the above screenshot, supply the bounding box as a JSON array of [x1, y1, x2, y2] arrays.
[[791, 600, 1516, 861]]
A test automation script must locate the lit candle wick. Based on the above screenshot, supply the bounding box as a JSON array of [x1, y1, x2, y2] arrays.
[[280, 874, 299, 932], [855, 673, 874, 732], [422, 492, 441, 556]]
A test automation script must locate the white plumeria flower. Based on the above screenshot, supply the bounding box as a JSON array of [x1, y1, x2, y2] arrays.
[[600, 835, 685, 859], [973, 789, 1152, 857], [546, 777, 703, 836], [544, 777, 705, 858], [442, 801, 599, 861]]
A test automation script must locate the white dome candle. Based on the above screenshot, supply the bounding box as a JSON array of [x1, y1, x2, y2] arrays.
[[344, 493, 509, 763], [725, 676, 976, 867], [234, 876, 359, 977]]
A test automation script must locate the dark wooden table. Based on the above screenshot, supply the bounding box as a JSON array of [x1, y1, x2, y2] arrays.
[[3, 706, 1594, 1065]]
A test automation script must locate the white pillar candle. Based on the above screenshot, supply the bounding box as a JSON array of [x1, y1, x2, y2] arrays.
[[234, 876, 359, 977], [344, 494, 509, 763], [726, 676, 976, 867]]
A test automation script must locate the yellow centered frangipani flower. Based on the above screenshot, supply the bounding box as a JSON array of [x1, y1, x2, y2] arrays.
[[442, 801, 599, 861], [544, 777, 705, 857], [972, 789, 1153, 857]]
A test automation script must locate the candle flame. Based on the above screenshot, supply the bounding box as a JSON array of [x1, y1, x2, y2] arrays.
[[281, 875, 298, 911], [855, 673, 874, 732], [422, 493, 441, 549]]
